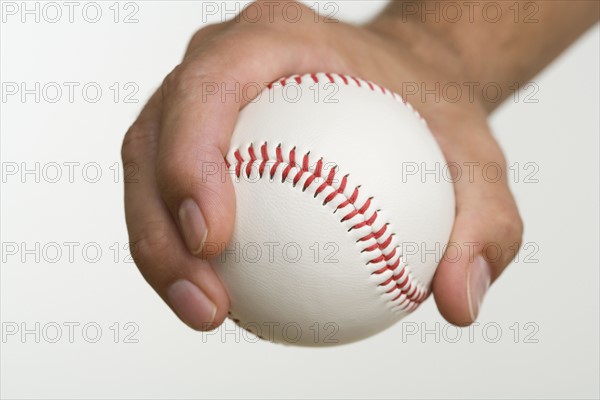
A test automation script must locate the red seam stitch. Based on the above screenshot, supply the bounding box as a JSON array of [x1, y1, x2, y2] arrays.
[[259, 143, 269, 177], [264, 73, 428, 125], [358, 197, 372, 214], [373, 224, 387, 239], [289, 147, 296, 167], [384, 247, 397, 261], [302, 152, 310, 172], [359, 233, 374, 242], [315, 159, 323, 177], [265, 73, 413, 115], [363, 243, 380, 253], [246, 145, 257, 177], [234, 150, 243, 178], [379, 234, 393, 250], [303, 174, 316, 191]]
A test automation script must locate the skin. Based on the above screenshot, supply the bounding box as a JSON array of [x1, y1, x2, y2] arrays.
[[121, 0, 600, 330]]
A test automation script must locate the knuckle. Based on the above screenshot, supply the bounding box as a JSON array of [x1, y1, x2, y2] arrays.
[[155, 155, 187, 197], [161, 64, 186, 96], [129, 219, 174, 272], [162, 63, 238, 101], [494, 208, 524, 245], [121, 121, 157, 164], [161, 64, 214, 98], [155, 145, 221, 200], [188, 23, 225, 49]]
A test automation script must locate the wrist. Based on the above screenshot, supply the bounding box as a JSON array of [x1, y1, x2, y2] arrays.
[[365, 1, 599, 113], [364, 14, 493, 112]]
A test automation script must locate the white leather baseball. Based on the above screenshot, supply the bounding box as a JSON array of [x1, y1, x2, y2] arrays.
[[212, 73, 455, 346]]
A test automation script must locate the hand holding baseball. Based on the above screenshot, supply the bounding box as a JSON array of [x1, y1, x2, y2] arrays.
[[121, 1, 598, 334]]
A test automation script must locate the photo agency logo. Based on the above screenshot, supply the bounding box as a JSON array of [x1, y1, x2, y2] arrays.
[[195, 78, 342, 105], [399, 321, 540, 344], [1, 161, 139, 184], [1, 1, 140, 24], [200, 1, 340, 24], [201, 320, 341, 345], [204, 241, 341, 264], [1, 81, 140, 104], [396, 1, 540, 24], [400, 80, 540, 105], [2, 321, 140, 344], [1, 241, 138, 266]]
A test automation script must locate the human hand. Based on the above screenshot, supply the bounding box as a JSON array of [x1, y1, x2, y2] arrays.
[[121, 0, 525, 330]]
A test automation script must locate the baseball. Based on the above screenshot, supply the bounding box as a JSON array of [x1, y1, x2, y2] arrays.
[[212, 72, 455, 346]]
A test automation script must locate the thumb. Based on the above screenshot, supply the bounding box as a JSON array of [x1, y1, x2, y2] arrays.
[[432, 127, 523, 326]]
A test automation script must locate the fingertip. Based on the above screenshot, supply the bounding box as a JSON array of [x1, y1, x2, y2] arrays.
[[432, 259, 474, 327], [166, 266, 231, 331], [196, 180, 237, 260], [167, 279, 217, 331], [192, 260, 231, 329], [433, 253, 494, 327], [466, 255, 492, 324], [178, 198, 209, 256]]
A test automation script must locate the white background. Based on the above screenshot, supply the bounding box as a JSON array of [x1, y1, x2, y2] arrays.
[[1, 1, 598, 399]]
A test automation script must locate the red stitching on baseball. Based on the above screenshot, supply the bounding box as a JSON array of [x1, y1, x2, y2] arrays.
[[229, 143, 427, 311], [262, 73, 425, 124]]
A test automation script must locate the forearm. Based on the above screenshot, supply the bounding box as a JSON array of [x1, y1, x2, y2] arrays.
[[369, 0, 599, 111]]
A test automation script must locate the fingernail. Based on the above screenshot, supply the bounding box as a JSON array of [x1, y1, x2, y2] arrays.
[[467, 255, 492, 322], [178, 198, 208, 255], [167, 280, 217, 330]]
